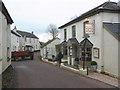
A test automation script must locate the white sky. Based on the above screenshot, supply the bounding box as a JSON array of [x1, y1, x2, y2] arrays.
[[3, 0, 118, 42]]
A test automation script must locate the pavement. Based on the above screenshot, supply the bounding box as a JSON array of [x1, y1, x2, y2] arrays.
[[43, 59, 119, 88], [87, 72, 118, 87], [11, 52, 116, 88]]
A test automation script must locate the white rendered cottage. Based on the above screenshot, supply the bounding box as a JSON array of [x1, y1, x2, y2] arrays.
[[59, 1, 120, 77], [13, 27, 40, 52], [0, 2, 14, 74], [41, 38, 60, 60], [11, 29, 21, 52]]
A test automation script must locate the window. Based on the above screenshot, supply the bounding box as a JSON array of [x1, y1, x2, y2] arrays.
[[25, 37, 26, 41], [7, 47, 10, 61], [30, 38, 31, 43], [17, 38, 18, 43], [64, 29, 67, 40], [72, 25, 76, 38], [15, 46, 16, 51], [34, 39, 35, 43], [36, 45, 37, 49]]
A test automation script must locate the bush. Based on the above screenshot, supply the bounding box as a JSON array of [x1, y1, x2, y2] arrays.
[[91, 61, 97, 65]]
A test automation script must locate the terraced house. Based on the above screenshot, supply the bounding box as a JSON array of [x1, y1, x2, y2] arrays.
[[59, 1, 120, 77], [0, 2, 14, 74], [11, 28, 21, 52], [12, 27, 40, 52]]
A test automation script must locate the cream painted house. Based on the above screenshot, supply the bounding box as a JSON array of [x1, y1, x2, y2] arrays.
[[11, 29, 21, 52], [59, 1, 120, 77], [41, 38, 60, 60], [12, 27, 40, 52], [0, 2, 14, 74]]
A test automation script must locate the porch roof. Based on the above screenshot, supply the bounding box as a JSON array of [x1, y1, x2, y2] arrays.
[[103, 22, 120, 41], [60, 40, 67, 47], [79, 38, 93, 47], [67, 38, 79, 46]]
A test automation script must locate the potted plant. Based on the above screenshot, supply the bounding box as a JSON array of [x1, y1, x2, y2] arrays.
[[91, 61, 97, 72]]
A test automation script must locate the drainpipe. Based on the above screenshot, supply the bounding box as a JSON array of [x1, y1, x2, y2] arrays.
[[83, 38, 87, 70], [101, 18, 104, 72]]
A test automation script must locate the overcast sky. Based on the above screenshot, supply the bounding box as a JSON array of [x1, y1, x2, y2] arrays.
[[3, 0, 118, 42]]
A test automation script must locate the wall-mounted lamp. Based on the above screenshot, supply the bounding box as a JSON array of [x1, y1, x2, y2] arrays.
[[85, 18, 89, 21]]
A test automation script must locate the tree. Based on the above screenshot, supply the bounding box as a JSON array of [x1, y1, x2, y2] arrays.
[[47, 24, 59, 39]]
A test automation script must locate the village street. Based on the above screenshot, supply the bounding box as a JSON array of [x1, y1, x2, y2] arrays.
[[11, 52, 115, 88]]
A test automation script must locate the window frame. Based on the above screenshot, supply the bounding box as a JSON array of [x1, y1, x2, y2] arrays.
[[64, 29, 67, 40], [72, 25, 76, 38]]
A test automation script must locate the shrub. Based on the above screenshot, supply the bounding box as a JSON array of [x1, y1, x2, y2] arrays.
[[91, 61, 97, 65]]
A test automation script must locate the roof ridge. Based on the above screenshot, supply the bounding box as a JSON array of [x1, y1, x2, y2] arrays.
[[59, 1, 119, 29], [17, 30, 39, 39]]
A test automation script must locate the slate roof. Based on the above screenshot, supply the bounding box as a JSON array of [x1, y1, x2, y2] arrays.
[[103, 22, 120, 41], [59, 1, 120, 29], [79, 38, 93, 47], [41, 38, 60, 48], [67, 38, 79, 46], [2, 2, 14, 24], [11, 30, 21, 37], [16, 30, 39, 39], [60, 40, 67, 47]]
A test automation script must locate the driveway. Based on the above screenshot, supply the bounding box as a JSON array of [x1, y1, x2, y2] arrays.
[[11, 52, 115, 88]]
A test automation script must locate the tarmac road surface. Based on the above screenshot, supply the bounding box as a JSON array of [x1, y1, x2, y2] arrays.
[[11, 52, 115, 88]]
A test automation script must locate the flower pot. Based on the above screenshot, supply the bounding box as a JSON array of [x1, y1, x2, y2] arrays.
[[91, 65, 97, 72]]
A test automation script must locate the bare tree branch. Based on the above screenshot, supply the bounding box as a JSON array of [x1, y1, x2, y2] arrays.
[[47, 24, 59, 39]]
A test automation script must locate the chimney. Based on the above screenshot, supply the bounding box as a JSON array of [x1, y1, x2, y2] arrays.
[[32, 31, 34, 34], [13, 26, 17, 32], [14, 26, 17, 30]]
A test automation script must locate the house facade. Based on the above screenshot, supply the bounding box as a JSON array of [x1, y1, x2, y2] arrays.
[[41, 38, 60, 59], [11, 29, 21, 52], [59, 1, 120, 77], [0, 2, 14, 74], [13, 28, 40, 52]]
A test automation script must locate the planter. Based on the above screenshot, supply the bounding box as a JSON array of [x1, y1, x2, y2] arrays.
[[91, 65, 97, 72], [91, 61, 97, 72]]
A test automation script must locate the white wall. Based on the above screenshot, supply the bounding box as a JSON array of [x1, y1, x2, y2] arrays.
[[103, 28, 119, 77], [24, 37, 40, 51], [1, 13, 11, 74], [0, 12, 2, 74], [60, 12, 119, 76], [11, 33, 20, 52], [60, 13, 103, 70], [32, 38, 40, 51], [102, 12, 119, 23], [41, 39, 60, 59]]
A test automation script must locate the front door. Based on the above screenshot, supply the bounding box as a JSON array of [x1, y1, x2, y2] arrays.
[[69, 46, 72, 65]]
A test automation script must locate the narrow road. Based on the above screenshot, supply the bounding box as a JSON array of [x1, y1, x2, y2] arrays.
[[11, 52, 115, 88]]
